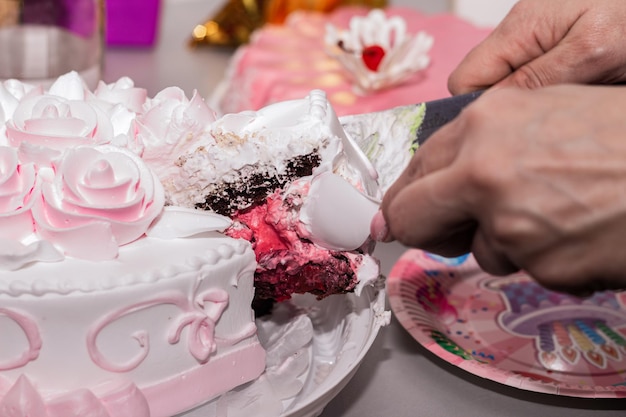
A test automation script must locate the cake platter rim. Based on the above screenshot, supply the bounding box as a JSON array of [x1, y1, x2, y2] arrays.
[[282, 284, 387, 417], [180, 284, 387, 417], [387, 249, 626, 399]]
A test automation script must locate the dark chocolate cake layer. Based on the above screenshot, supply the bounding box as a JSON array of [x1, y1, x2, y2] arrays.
[[196, 153, 320, 216]]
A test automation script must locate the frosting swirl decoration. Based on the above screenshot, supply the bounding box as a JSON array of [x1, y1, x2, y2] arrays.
[[32, 145, 165, 260], [0, 71, 231, 269], [6, 93, 114, 166]]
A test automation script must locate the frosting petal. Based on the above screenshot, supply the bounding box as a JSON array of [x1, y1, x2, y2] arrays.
[[0, 146, 38, 241], [0, 375, 48, 417], [48, 71, 89, 101], [47, 390, 112, 417], [147, 206, 232, 239], [97, 381, 150, 417], [93, 76, 148, 114], [0, 239, 63, 271]]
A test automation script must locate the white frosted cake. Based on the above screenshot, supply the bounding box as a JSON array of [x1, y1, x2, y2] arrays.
[[0, 72, 380, 415]]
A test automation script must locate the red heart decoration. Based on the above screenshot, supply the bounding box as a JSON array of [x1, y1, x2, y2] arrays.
[[538, 351, 557, 369], [585, 350, 606, 369], [362, 45, 385, 71], [560, 346, 579, 364], [601, 344, 620, 360]]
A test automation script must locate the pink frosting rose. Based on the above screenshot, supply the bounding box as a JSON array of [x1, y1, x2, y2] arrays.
[[5, 94, 115, 166], [90, 77, 150, 155], [136, 88, 217, 175], [93, 76, 148, 114], [140, 87, 216, 146], [31, 145, 164, 260], [0, 146, 38, 240]]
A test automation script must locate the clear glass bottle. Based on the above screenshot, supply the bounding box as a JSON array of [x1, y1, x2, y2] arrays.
[[0, 0, 104, 88]]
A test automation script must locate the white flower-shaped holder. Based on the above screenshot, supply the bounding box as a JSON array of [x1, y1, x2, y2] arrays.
[[325, 9, 434, 94]]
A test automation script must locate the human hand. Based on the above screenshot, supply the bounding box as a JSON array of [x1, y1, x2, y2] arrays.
[[448, 0, 626, 94], [374, 85, 626, 294]]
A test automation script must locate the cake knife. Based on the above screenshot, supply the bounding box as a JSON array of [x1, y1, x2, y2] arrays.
[[340, 90, 483, 194], [304, 91, 482, 251]]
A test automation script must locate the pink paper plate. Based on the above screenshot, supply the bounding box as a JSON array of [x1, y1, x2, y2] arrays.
[[387, 249, 626, 398]]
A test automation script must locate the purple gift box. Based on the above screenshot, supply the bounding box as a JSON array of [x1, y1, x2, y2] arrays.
[[106, 0, 161, 46]]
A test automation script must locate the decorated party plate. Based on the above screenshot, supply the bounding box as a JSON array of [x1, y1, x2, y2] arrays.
[[387, 249, 626, 398], [181, 282, 389, 417]]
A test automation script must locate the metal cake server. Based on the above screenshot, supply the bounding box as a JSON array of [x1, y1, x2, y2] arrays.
[[306, 91, 483, 251]]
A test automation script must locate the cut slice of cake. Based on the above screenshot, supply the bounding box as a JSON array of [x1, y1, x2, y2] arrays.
[[144, 89, 381, 307]]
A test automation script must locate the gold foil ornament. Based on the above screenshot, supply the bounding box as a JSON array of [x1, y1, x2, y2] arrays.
[[191, 0, 387, 47], [191, 0, 265, 47]]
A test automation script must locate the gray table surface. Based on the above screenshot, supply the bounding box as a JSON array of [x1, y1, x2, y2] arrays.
[[104, 1, 626, 415]]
